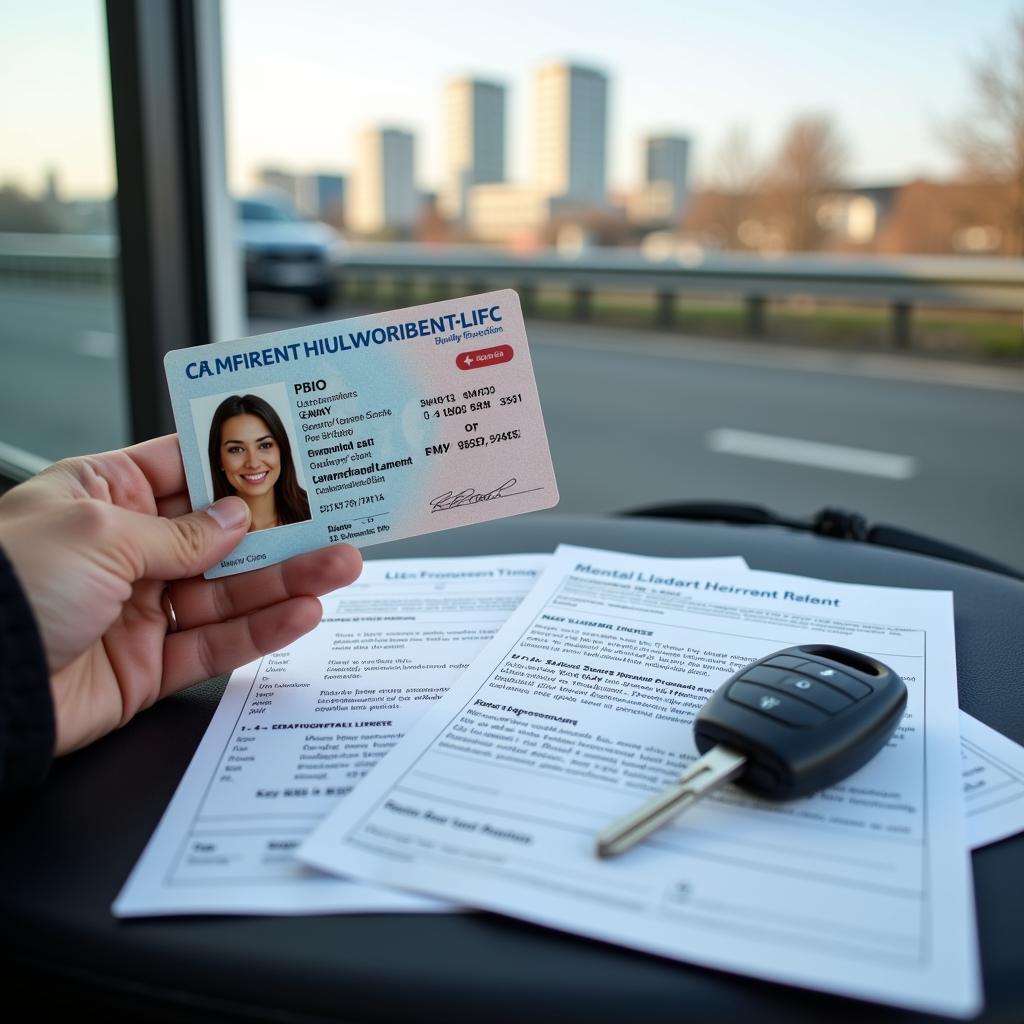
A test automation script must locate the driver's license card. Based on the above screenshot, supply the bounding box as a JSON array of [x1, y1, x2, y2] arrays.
[[164, 290, 558, 579]]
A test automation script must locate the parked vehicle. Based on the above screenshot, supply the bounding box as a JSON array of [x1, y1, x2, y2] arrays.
[[238, 196, 346, 309]]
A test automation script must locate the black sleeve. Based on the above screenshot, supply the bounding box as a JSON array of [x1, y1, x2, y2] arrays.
[[0, 545, 54, 793]]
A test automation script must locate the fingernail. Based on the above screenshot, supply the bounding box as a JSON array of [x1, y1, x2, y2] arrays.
[[206, 496, 250, 530]]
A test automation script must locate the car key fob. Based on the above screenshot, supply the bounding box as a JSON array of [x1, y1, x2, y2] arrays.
[[694, 643, 908, 800]]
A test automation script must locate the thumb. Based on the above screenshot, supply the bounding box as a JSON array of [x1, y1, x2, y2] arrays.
[[121, 496, 251, 581]]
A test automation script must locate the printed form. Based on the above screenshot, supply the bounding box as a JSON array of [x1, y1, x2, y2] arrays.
[[113, 554, 544, 915], [301, 545, 981, 1017], [961, 712, 1024, 849], [114, 551, 746, 916]]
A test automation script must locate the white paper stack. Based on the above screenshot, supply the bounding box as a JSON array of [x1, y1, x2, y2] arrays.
[[117, 547, 1024, 1017]]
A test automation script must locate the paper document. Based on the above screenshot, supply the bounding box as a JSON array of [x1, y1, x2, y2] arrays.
[[115, 551, 745, 916], [301, 545, 981, 1017], [961, 712, 1024, 849], [114, 554, 544, 915]]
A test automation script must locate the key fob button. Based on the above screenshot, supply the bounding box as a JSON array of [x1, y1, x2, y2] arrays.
[[727, 681, 829, 727], [763, 655, 805, 671], [742, 668, 853, 713], [742, 666, 789, 686], [795, 661, 871, 699]]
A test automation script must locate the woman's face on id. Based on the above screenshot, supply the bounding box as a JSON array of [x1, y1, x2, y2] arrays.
[[219, 414, 281, 498]]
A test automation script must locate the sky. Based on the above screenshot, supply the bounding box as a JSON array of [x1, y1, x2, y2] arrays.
[[1, 0, 1021, 199]]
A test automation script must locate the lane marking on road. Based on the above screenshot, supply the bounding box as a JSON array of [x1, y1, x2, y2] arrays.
[[74, 330, 118, 358], [707, 428, 918, 479]]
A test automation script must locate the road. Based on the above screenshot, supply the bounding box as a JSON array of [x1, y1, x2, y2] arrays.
[[531, 323, 1024, 573], [0, 279, 128, 459], [2, 281, 1022, 572]]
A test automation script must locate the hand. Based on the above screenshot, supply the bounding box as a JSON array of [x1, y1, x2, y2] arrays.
[[0, 434, 362, 755]]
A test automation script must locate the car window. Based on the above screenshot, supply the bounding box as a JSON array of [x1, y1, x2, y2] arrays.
[[0, 0, 130, 461], [239, 200, 296, 223]]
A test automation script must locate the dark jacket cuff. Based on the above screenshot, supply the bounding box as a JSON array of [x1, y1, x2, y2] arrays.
[[0, 544, 54, 792]]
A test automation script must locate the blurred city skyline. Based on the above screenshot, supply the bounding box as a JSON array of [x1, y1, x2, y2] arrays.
[[2, 0, 1022, 201]]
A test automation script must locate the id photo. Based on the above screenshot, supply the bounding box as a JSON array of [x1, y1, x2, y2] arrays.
[[191, 384, 311, 533]]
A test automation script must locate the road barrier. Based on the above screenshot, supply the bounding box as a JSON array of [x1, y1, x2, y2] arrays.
[[3, 234, 1023, 348]]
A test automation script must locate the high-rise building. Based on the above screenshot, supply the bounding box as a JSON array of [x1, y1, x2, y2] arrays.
[[42, 167, 61, 204], [348, 128, 418, 235], [645, 134, 690, 214], [300, 173, 346, 222], [534, 62, 608, 205], [627, 134, 692, 226], [441, 78, 506, 222]]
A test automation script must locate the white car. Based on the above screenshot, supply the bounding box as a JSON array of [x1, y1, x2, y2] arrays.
[[238, 196, 347, 309]]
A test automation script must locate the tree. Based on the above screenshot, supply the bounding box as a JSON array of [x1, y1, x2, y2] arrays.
[[944, 10, 1024, 255], [763, 115, 848, 251], [0, 184, 59, 233], [713, 124, 761, 194], [706, 124, 763, 249]]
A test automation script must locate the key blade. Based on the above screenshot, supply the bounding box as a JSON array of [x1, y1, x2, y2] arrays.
[[595, 745, 746, 859]]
